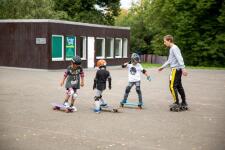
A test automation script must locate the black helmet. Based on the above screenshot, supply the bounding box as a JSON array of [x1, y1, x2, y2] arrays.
[[71, 55, 81, 65], [131, 53, 140, 63]]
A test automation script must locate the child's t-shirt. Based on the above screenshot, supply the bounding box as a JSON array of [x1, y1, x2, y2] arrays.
[[64, 66, 84, 89], [127, 63, 144, 82], [94, 67, 111, 91]]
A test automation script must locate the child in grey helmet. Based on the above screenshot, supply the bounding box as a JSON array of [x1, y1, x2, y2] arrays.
[[93, 59, 112, 113], [60, 55, 84, 111], [120, 53, 151, 109]]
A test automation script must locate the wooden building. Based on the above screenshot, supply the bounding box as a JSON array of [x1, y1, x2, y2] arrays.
[[0, 19, 130, 69]]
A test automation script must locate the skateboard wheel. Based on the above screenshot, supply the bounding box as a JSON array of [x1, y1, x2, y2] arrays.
[[113, 109, 118, 112], [53, 106, 59, 110], [138, 105, 142, 109]]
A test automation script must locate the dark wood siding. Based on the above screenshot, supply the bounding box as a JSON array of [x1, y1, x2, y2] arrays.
[[0, 22, 49, 69], [0, 20, 130, 69]]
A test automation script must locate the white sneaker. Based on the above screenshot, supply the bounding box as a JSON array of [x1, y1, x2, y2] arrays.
[[71, 106, 77, 112], [63, 102, 70, 108]]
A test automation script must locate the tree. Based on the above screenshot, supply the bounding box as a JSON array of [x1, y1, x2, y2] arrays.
[[52, 0, 120, 25], [0, 0, 65, 19], [116, 0, 225, 66], [115, 1, 154, 54]]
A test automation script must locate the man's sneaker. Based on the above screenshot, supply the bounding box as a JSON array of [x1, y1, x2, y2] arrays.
[[70, 106, 77, 112], [180, 102, 188, 110], [63, 102, 70, 108], [169, 103, 180, 111], [181, 102, 188, 107]]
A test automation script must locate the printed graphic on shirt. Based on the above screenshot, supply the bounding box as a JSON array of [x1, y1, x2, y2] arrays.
[[130, 67, 137, 75]]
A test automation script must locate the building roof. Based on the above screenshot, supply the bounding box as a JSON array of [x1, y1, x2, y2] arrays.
[[0, 19, 130, 30]]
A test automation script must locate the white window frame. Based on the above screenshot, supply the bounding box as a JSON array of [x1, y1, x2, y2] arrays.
[[106, 37, 114, 59], [80, 36, 87, 60], [52, 35, 64, 61], [115, 38, 122, 58], [123, 38, 128, 58], [96, 37, 105, 59]]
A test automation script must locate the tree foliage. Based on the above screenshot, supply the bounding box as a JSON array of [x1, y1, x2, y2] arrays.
[[52, 0, 120, 25], [0, 0, 120, 25], [0, 0, 66, 19], [116, 0, 225, 67]]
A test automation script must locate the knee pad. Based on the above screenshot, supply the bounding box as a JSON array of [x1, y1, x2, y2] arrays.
[[94, 96, 101, 101], [72, 93, 78, 99], [66, 88, 74, 96], [125, 86, 131, 93], [136, 86, 141, 94]]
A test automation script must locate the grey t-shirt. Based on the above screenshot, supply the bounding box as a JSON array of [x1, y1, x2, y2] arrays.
[[161, 44, 185, 69]]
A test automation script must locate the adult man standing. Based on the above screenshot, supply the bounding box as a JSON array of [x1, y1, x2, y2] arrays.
[[158, 35, 188, 111]]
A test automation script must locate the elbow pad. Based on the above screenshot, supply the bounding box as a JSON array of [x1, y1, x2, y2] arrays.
[[122, 64, 127, 68], [142, 69, 147, 74]]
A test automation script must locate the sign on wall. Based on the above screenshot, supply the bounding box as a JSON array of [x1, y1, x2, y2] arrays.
[[66, 36, 76, 60], [36, 38, 46, 44]]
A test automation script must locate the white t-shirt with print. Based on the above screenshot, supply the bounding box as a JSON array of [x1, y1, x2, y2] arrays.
[[127, 63, 144, 82]]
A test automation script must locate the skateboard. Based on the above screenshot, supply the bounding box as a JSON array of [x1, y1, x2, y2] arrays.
[[100, 105, 119, 113], [169, 104, 188, 112], [120, 101, 143, 109], [52, 103, 74, 113]]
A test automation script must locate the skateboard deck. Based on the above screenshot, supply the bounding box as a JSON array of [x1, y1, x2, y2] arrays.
[[52, 103, 74, 113], [100, 105, 119, 113], [120, 101, 143, 109]]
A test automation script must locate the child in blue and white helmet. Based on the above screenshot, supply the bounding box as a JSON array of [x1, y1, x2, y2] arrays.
[[120, 53, 151, 109]]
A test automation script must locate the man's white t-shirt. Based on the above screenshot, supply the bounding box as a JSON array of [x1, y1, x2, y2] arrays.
[[127, 63, 144, 82]]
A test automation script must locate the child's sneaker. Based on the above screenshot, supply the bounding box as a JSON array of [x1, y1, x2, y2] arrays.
[[94, 109, 101, 113], [63, 102, 70, 108], [100, 103, 107, 107], [138, 104, 142, 109], [100, 99, 107, 106], [71, 106, 77, 112]]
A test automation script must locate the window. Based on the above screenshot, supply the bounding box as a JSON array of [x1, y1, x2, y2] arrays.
[[115, 38, 122, 58], [123, 38, 128, 58], [51, 35, 64, 61], [65, 36, 76, 60], [105, 38, 114, 58], [96, 37, 105, 58], [80, 36, 86, 60]]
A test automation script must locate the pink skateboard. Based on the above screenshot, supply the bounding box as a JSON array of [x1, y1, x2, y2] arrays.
[[51, 103, 74, 113]]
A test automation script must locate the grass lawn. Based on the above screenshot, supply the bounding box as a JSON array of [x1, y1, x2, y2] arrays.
[[141, 62, 225, 70]]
